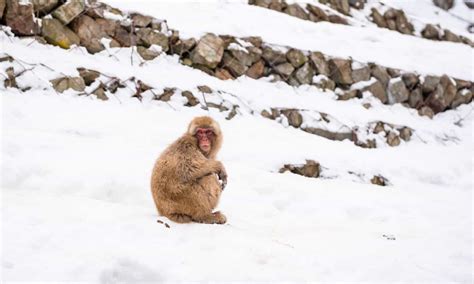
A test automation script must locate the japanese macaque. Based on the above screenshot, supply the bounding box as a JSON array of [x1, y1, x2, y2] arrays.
[[151, 116, 228, 224]]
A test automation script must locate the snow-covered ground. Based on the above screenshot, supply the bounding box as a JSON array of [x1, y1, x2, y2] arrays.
[[1, 0, 473, 283]]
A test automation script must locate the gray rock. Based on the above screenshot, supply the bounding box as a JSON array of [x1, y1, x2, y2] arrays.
[[465, 0, 474, 8], [246, 60, 265, 79], [408, 87, 423, 108], [328, 58, 353, 85], [181, 91, 200, 107], [352, 66, 371, 83], [422, 75, 440, 93], [395, 11, 414, 34], [286, 49, 307, 68], [421, 24, 440, 40], [440, 75, 457, 107], [283, 4, 309, 20], [274, 62, 295, 78], [433, 0, 454, 10], [52, 0, 85, 25], [386, 19, 397, 30], [282, 110, 303, 128], [295, 62, 315, 85], [306, 4, 329, 22], [399, 127, 412, 141], [136, 28, 169, 52], [309, 52, 329, 76], [386, 131, 401, 147], [230, 48, 254, 67], [313, 77, 336, 91], [328, 14, 348, 25], [71, 15, 107, 54], [113, 26, 133, 47], [450, 89, 473, 108], [246, 46, 262, 64], [131, 13, 153, 28], [362, 79, 388, 103], [338, 89, 360, 101], [402, 73, 419, 90], [32, 0, 58, 14], [77, 68, 100, 86], [262, 47, 287, 65], [330, 0, 350, 15], [5, 0, 38, 35], [443, 29, 461, 43], [418, 106, 434, 118], [215, 68, 234, 80], [190, 33, 224, 69], [95, 18, 118, 37], [137, 46, 161, 60], [0, 0, 5, 19], [425, 85, 447, 113], [371, 65, 391, 88], [42, 18, 80, 49], [371, 8, 387, 28], [171, 38, 196, 55], [249, 0, 272, 8], [387, 78, 409, 104], [349, 0, 364, 9], [303, 127, 354, 141], [50, 76, 85, 93], [222, 52, 248, 77]]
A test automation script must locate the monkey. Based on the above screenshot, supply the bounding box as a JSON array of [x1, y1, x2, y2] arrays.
[[151, 116, 228, 224]]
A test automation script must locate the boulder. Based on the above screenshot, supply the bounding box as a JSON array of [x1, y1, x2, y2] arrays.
[[433, 0, 454, 10], [286, 49, 307, 68], [338, 89, 360, 101], [421, 24, 440, 40], [313, 76, 336, 91], [399, 127, 412, 141], [215, 68, 234, 80], [295, 62, 315, 85], [362, 79, 388, 103], [443, 29, 461, 43], [418, 106, 434, 118], [306, 4, 329, 22], [197, 85, 213, 94], [371, 175, 388, 186], [303, 127, 354, 141], [172, 38, 196, 55], [71, 15, 107, 54], [328, 14, 348, 25], [95, 18, 118, 37], [450, 89, 473, 108], [280, 160, 321, 178], [190, 33, 224, 69], [137, 46, 160, 60], [370, 65, 390, 88], [371, 8, 387, 28], [395, 11, 414, 34], [425, 85, 446, 113], [309, 52, 329, 76], [408, 87, 423, 108], [229, 48, 254, 67], [77, 68, 100, 86], [401, 73, 419, 90], [439, 75, 457, 107], [5, 0, 38, 35], [113, 26, 133, 47], [274, 62, 295, 78], [32, 0, 58, 14], [387, 78, 409, 104], [283, 4, 309, 20], [181, 91, 200, 107], [41, 18, 80, 49], [349, 0, 364, 9], [131, 13, 153, 28], [0, 0, 5, 19], [352, 65, 371, 83], [329, 0, 350, 15], [422, 75, 440, 93], [222, 52, 248, 77], [328, 58, 353, 85], [282, 110, 303, 128], [52, 0, 85, 25], [246, 60, 265, 79], [386, 132, 401, 146], [50, 76, 85, 93], [262, 47, 287, 65], [136, 28, 169, 52], [249, 0, 272, 8]]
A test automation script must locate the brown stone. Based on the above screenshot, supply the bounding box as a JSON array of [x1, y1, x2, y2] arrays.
[[402, 73, 419, 90], [222, 52, 248, 77], [286, 49, 307, 68], [338, 89, 360, 101], [137, 46, 160, 60], [328, 58, 353, 85], [215, 68, 234, 80], [131, 13, 153, 28], [181, 91, 200, 106], [113, 26, 133, 47], [77, 68, 100, 86], [5, 0, 38, 36], [408, 87, 423, 108], [362, 79, 387, 103], [371, 175, 388, 186], [387, 79, 409, 104], [307, 4, 329, 22], [171, 38, 196, 55], [421, 24, 440, 40], [422, 75, 440, 93], [295, 62, 315, 85], [330, 0, 350, 15], [352, 66, 371, 83], [443, 29, 461, 43], [136, 28, 169, 52], [95, 18, 118, 37], [229, 47, 254, 67], [371, 8, 387, 28], [282, 110, 303, 128], [283, 4, 309, 20], [198, 85, 213, 94], [191, 33, 224, 69], [433, 0, 454, 10], [262, 47, 287, 66], [50, 76, 85, 93], [371, 65, 391, 88], [328, 14, 348, 25], [52, 0, 85, 25], [0, 0, 5, 19], [41, 18, 80, 49], [399, 127, 412, 141], [418, 106, 434, 119], [309, 52, 329, 76], [274, 62, 295, 78], [303, 127, 354, 141], [246, 60, 265, 79], [32, 0, 58, 14], [71, 15, 107, 54], [386, 131, 401, 146], [450, 89, 473, 109]]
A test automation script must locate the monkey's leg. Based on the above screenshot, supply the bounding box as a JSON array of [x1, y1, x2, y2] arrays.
[[167, 213, 193, 223], [193, 211, 227, 224]]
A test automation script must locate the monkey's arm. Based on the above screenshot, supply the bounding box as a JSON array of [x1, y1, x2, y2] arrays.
[[178, 159, 223, 184]]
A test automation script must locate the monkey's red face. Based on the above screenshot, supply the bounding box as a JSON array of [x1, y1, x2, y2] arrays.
[[195, 127, 215, 154]]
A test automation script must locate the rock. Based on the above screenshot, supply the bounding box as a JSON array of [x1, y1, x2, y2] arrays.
[[370, 65, 391, 88], [280, 160, 321, 178], [433, 0, 454, 10], [131, 13, 153, 28], [313, 76, 336, 91], [454, 79, 472, 90], [402, 73, 419, 90], [52, 0, 85, 25], [261, 109, 274, 119], [246, 60, 265, 79], [286, 49, 307, 68], [246, 46, 262, 64], [371, 175, 388, 186], [306, 4, 329, 22], [371, 8, 387, 28], [113, 26, 133, 47], [418, 106, 434, 118], [92, 83, 108, 100], [5, 0, 38, 35], [222, 52, 248, 77], [71, 15, 108, 54], [0, 0, 5, 19], [4, 67, 17, 88], [32, 0, 58, 14], [197, 85, 213, 94], [386, 131, 401, 146], [386, 19, 397, 30], [422, 75, 440, 93], [283, 4, 309, 20], [373, 122, 385, 134], [425, 85, 447, 113], [41, 18, 80, 49], [156, 88, 175, 102], [352, 66, 371, 83], [450, 89, 473, 108], [242, 36, 263, 48], [249, 0, 272, 8], [95, 18, 118, 37], [77, 68, 100, 86], [384, 8, 397, 20], [303, 127, 354, 141], [181, 91, 200, 107], [421, 24, 440, 40], [443, 29, 461, 43], [137, 46, 160, 60], [329, 0, 350, 15], [262, 47, 287, 65], [465, 0, 474, 8], [387, 68, 401, 78], [362, 79, 388, 103], [439, 75, 457, 106], [274, 62, 295, 78], [294, 62, 315, 85], [309, 52, 330, 76], [190, 33, 224, 69], [395, 11, 414, 34], [328, 14, 348, 25], [399, 127, 412, 141], [408, 87, 423, 108], [136, 28, 169, 52], [282, 110, 303, 128], [171, 38, 196, 55], [387, 78, 409, 104], [50, 76, 85, 93], [229, 48, 254, 67], [215, 68, 234, 80], [349, 0, 364, 9], [338, 89, 360, 101], [328, 58, 353, 85]]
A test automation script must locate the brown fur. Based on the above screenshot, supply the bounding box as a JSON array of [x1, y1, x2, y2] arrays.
[[151, 116, 227, 224]]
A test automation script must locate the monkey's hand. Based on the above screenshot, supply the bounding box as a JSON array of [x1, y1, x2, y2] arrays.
[[216, 162, 228, 191]]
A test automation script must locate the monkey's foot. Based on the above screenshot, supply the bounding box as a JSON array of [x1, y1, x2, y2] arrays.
[[193, 211, 227, 224], [167, 213, 193, 223]]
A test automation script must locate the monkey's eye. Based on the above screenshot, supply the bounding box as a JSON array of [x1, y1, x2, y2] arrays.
[[196, 128, 214, 138]]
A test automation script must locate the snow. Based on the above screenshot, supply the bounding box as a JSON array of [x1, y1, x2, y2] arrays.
[[1, 0, 473, 283]]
